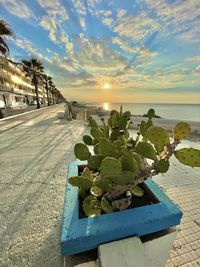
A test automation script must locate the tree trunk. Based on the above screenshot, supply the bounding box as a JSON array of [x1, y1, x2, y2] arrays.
[[45, 83, 50, 106], [33, 74, 40, 109]]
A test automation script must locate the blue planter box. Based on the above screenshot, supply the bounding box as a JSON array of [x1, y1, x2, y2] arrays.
[[61, 161, 182, 256]]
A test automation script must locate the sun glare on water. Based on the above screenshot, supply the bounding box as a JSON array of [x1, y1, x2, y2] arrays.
[[103, 83, 110, 89], [102, 102, 110, 111]]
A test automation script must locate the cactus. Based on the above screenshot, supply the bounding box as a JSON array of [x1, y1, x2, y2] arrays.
[[112, 198, 131, 211], [175, 148, 200, 167], [74, 143, 90, 160], [88, 155, 104, 170], [173, 122, 191, 141], [83, 195, 102, 217], [98, 137, 115, 157], [82, 167, 93, 180], [129, 185, 144, 197], [69, 176, 93, 189], [135, 141, 157, 160], [146, 126, 170, 152], [155, 159, 170, 173], [90, 186, 103, 197], [110, 171, 135, 185], [83, 135, 93, 145], [101, 197, 114, 213], [121, 147, 139, 173], [69, 106, 200, 218], [101, 157, 122, 178]]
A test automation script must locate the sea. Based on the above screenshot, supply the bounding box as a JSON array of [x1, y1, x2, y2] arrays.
[[96, 103, 200, 123]]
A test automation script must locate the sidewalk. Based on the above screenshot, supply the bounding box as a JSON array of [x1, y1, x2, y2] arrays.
[[0, 106, 200, 267]]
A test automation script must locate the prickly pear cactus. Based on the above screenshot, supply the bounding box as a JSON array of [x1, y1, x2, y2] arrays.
[[175, 148, 200, 167], [173, 122, 191, 141], [69, 106, 200, 218], [74, 143, 90, 160], [135, 141, 157, 160]]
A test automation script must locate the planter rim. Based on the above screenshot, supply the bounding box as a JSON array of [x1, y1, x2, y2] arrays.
[[61, 161, 182, 256]]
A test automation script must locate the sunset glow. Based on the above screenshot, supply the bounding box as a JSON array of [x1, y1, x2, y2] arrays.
[[103, 83, 110, 90]]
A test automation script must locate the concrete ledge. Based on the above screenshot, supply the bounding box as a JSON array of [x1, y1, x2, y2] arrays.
[[60, 161, 182, 256]]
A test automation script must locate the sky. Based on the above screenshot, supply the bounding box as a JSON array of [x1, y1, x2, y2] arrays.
[[0, 0, 200, 104]]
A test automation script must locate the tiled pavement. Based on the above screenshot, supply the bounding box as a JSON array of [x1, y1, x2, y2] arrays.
[[153, 140, 200, 267]]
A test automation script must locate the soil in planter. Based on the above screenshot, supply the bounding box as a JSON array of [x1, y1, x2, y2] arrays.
[[78, 165, 159, 218]]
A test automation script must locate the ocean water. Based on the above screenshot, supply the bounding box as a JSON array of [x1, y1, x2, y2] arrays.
[[97, 103, 200, 122]]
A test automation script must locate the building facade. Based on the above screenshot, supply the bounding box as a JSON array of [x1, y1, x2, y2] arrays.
[[0, 56, 47, 108]]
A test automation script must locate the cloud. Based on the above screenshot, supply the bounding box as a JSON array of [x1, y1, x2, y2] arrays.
[[40, 16, 57, 42], [0, 0, 34, 18], [114, 11, 160, 42], [60, 30, 73, 55], [102, 17, 113, 27]]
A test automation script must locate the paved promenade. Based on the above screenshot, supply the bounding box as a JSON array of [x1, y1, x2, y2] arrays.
[[0, 104, 200, 267]]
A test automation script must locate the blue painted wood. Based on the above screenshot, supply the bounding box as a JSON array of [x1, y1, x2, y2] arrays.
[[61, 161, 183, 256]]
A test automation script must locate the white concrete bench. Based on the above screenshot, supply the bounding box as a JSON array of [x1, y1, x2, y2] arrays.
[[98, 228, 177, 267]]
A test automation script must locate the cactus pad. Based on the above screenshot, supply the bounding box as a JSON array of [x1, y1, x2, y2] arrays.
[[175, 148, 200, 167], [69, 176, 93, 189], [101, 157, 122, 178], [112, 198, 131, 211], [173, 122, 191, 140], [121, 147, 139, 173], [82, 167, 93, 180], [146, 126, 170, 152], [90, 186, 103, 197], [74, 143, 90, 160], [135, 141, 157, 160], [90, 127, 104, 141], [155, 159, 170, 173], [98, 137, 115, 157], [94, 178, 113, 192], [88, 155, 104, 170], [101, 197, 114, 213], [82, 135, 93, 145], [83, 196, 102, 217], [110, 171, 135, 185], [129, 185, 144, 197]]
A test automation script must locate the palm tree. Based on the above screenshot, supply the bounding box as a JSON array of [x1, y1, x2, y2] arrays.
[[42, 74, 52, 106], [0, 20, 13, 55], [22, 58, 44, 109]]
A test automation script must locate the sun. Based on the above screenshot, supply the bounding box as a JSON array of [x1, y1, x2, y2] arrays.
[[103, 83, 110, 89]]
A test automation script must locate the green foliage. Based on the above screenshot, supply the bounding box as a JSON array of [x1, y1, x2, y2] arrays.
[[135, 141, 157, 160], [74, 143, 90, 160], [69, 106, 200, 217], [129, 185, 144, 197], [101, 157, 122, 178], [175, 148, 200, 167], [173, 122, 191, 140]]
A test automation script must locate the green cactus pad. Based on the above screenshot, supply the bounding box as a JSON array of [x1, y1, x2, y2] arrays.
[[121, 147, 139, 173], [118, 117, 128, 130], [109, 110, 120, 128], [94, 179, 113, 192], [98, 137, 115, 157], [129, 185, 144, 197], [135, 141, 157, 160], [82, 167, 93, 180], [110, 129, 120, 141], [69, 176, 93, 189], [147, 108, 155, 119], [90, 127, 104, 141], [101, 197, 114, 213], [132, 152, 142, 167], [173, 122, 191, 140], [146, 126, 170, 152], [175, 148, 200, 167], [90, 186, 103, 197], [113, 140, 122, 158], [88, 118, 98, 128], [110, 171, 135, 185], [88, 155, 104, 170], [101, 157, 122, 178], [74, 143, 90, 160], [123, 111, 131, 119], [83, 196, 102, 217], [140, 121, 146, 136], [155, 159, 170, 173], [93, 143, 99, 154], [82, 135, 93, 145], [112, 198, 131, 211], [78, 188, 86, 198]]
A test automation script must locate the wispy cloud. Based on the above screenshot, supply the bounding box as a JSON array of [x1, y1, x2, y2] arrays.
[[0, 0, 34, 18]]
